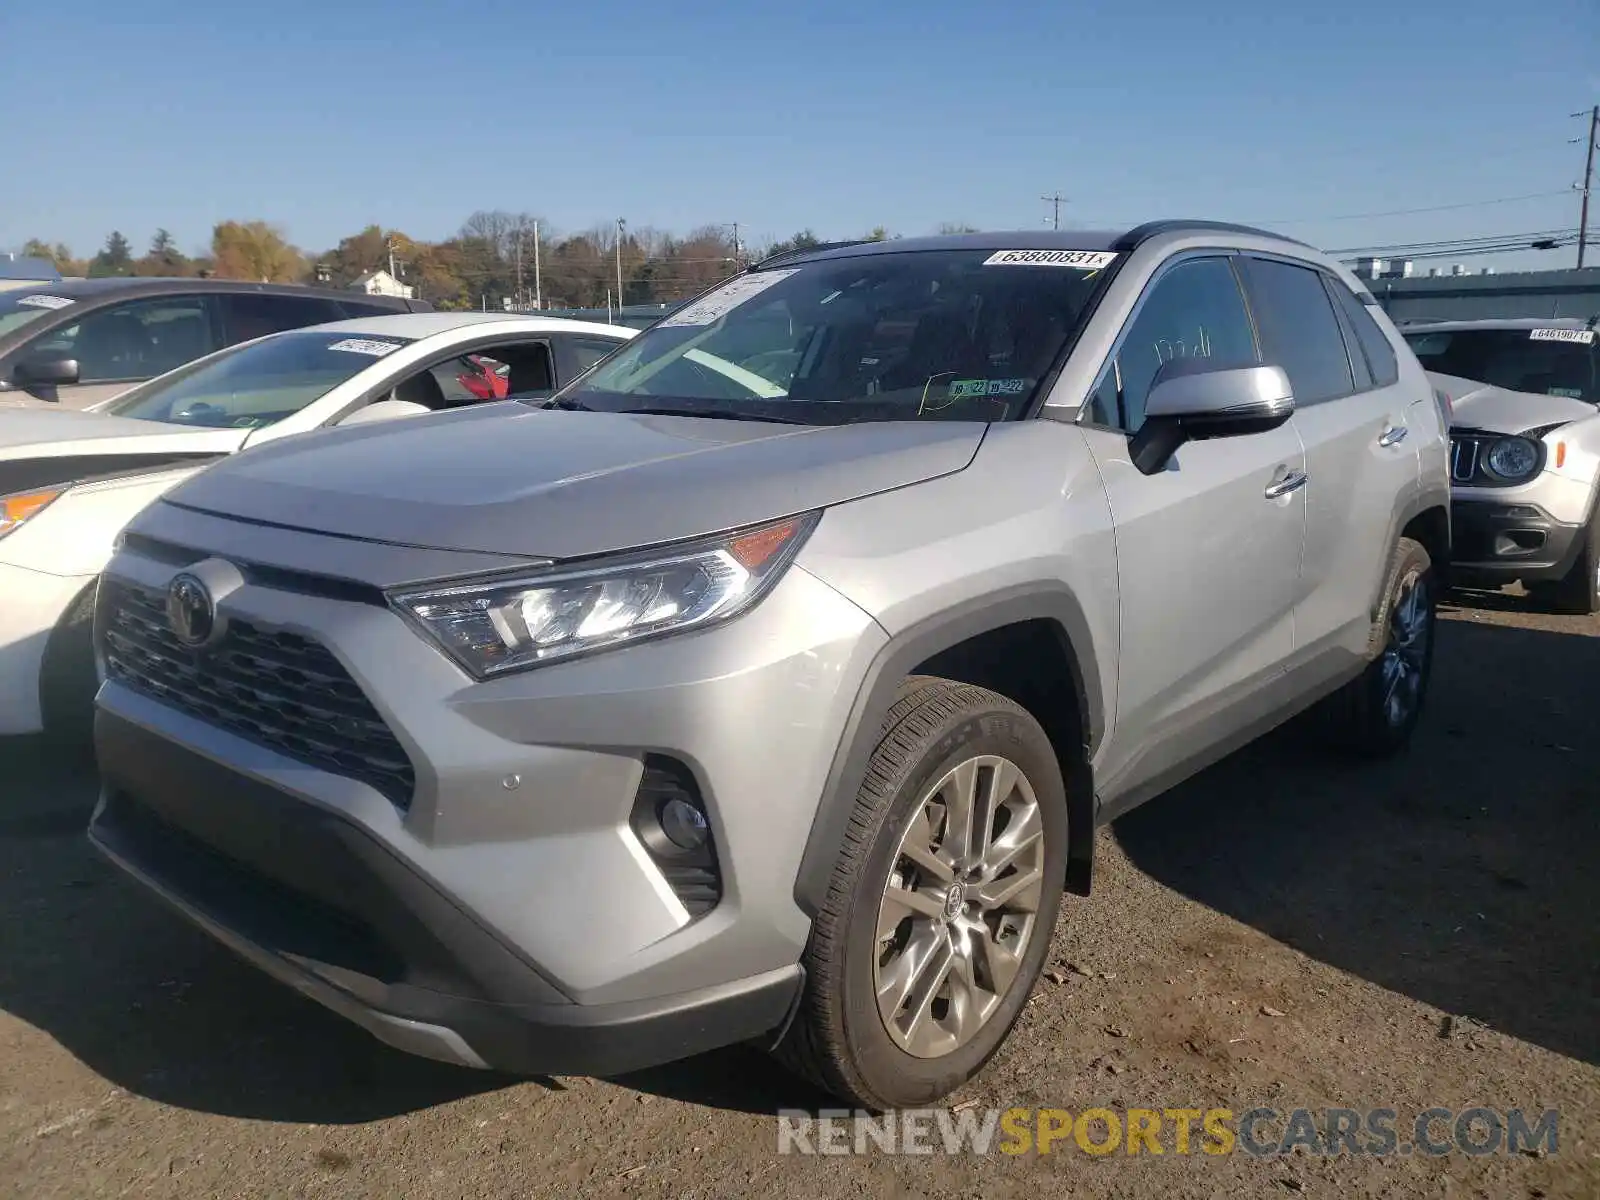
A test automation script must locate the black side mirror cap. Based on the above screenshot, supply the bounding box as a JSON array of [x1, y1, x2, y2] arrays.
[[15, 353, 81, 388]]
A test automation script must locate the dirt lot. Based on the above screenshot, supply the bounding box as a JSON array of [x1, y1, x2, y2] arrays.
[[2, 587, 1597, 1199]]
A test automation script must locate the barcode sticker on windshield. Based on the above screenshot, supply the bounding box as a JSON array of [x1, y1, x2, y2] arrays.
[[983, 250, 1119, 270], [327, 338, 403, 356], [658, 269, 799, 328], [15, 294, 74, 310], [1529, 328, 1595, 344]]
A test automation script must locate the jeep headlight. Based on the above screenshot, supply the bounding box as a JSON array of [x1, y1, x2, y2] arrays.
[[0, 488, 64, 540], [389, 513, 818, 677], [1485, 437, 1539, 480]]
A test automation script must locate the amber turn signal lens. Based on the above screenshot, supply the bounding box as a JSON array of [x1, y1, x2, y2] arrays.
[[0, 489, 63, 536]]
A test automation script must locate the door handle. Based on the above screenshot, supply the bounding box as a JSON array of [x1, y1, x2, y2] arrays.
[[1264, 470, 1309, 499], [1378, 424, 1409, 447]]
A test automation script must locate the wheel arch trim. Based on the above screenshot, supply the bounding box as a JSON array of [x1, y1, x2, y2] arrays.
[[793, 584, 1104, 916]]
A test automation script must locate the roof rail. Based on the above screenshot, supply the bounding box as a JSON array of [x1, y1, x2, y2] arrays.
[[1112, 220, 1311, 252], [751, 238, 883, 270]]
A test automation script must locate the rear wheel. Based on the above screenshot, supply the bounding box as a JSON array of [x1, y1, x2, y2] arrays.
[[1324, 537, 1435, 757], [1529, 509, 1600, 616], [774, 677, 1067, 1110], [38, 584, 99, 749]]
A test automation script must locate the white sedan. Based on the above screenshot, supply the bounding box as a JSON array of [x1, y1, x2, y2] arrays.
[[0, 311, 634, 739]]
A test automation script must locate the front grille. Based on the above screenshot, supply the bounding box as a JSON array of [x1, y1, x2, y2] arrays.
[[100, 579, 416, 808]]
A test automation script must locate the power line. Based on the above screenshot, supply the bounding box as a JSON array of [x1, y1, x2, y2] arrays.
[[1328, 227, 1577, 255], [1252, 190, 1574, 226]]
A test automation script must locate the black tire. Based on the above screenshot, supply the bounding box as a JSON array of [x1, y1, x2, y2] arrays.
[[773, 676, 1068, 1111], [1324, 537, 1436, 757], [38, 583, 99, 750], [1529, 509, 1600, 616]]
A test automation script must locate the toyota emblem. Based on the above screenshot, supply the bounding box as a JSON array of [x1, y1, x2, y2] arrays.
[[166, 573, 216, 648]]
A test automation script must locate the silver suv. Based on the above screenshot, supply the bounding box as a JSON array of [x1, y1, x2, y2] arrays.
[[1401, 317, 1600, 614], [89, 224, 1450, 1110]]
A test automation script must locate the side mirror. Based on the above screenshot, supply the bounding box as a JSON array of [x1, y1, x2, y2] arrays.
[[1128, 362, 1294, 475], [337, 398, 432, 426], [14, 352, 81, 388]]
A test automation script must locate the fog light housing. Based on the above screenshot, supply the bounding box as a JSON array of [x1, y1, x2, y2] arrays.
[[629, 756, 722, 917]]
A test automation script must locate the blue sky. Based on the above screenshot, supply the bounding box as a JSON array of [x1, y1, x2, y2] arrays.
[[3, 0, 1596, 271]]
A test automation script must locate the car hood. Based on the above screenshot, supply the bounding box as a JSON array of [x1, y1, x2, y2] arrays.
[[0, 408, 246, 460], [1429, 372, 1598, 436], [162, 403, 987, 559]]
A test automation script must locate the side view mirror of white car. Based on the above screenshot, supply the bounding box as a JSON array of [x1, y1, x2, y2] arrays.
[[337, 398, 433, 426]]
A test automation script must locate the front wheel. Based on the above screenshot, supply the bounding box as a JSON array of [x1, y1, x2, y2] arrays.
[[774, 677, 1067, 1111], [1323, 537, 1436, 756]]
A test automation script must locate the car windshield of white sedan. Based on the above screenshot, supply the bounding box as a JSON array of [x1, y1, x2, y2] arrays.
[[550, 248, 1113, 424], [1405, 329, 1598, 403], [104, 329, 416, 427]]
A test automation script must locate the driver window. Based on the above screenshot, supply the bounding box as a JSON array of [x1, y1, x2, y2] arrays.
[[404, 341, 554, 408], [1086, 257, 1257, 433], [42, 297, 216, 383]]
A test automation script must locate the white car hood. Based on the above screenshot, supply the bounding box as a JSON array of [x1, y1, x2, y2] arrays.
[[0, 409, 246, 460], [1429, 372, 1598, 436]]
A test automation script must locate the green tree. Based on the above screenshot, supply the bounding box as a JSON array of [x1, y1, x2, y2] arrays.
[[136, 228, 191, 276], [937, 222, 980, 235], [88, 230, 134, 277], [760, 230, 821, 261]]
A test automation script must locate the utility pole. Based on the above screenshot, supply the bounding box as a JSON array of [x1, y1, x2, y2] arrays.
[[514, 227, 524, 309], [1041, 192, 1067, 231], [1574, 106, 1598, 269], [730, 221, 742, 269], [616, 218, 627, 312], [533, 220, 542, 310]]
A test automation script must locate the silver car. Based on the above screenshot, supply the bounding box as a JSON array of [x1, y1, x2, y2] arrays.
[[89, 224, 1450, 1110], [1401, 317, 1600, 614]]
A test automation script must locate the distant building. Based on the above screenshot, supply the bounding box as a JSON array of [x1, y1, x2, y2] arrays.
[[349, 269, 414, 300], [1360, 266, 1600, 323], [0, 253, 61, 292]]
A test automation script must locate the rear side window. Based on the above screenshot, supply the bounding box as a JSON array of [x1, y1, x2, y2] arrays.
[[222, 293, 344, 344], [1241, 258, 1354, 406], [568, 335, 626, 372], [1328, 280, 1400, 387]]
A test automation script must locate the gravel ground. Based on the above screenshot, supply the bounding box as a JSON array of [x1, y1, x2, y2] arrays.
[[2, 586, 1596, 1199]]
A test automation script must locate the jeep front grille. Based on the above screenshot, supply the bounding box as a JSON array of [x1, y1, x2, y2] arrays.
[[100, 579, 415, 808]]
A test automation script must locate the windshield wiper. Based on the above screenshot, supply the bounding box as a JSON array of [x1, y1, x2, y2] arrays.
[[616, 406, 811, 425], [534, 397, 593, 410]]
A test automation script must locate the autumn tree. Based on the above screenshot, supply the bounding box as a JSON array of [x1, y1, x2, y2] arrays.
[[211, 221, 305, 283], [88, 231, 134, 277]]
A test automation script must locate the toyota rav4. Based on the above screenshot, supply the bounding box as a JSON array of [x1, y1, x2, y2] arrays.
[[88, 223, 1450, 1110]]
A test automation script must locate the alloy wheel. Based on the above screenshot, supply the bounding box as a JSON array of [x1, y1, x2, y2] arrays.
[[1380, 567, 1431, 728], [873, 755, 1046, 1059]]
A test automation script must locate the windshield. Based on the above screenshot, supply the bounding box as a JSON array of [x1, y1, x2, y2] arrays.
[[549, 248, 1115, 423], [1404, 328, 1597, 403], [0, 292, 76, 339], [104, 329, 415, 427]]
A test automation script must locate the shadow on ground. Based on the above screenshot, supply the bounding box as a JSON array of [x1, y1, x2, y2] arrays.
[[0, 736, 827, 1123], [1113, 604, 1600, 1069]]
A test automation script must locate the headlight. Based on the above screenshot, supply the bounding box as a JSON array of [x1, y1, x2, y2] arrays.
[[1485, 437, 1539, 480], [0, 488, 64, 540], [389, 512, 819, 677]]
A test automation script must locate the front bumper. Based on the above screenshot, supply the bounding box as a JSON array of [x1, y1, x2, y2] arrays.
[[89, 711, 802, 1074], [0, 561, 94, 735], [90, 516, 884, 1073], [1450, 496, 1589, 584]]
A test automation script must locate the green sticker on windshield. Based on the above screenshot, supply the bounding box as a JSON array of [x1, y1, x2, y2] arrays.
[[950, 378, 1029, 399]]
